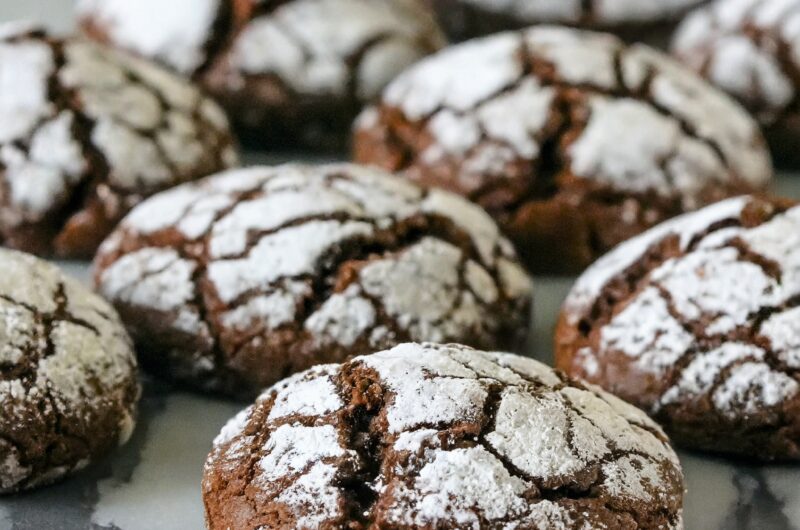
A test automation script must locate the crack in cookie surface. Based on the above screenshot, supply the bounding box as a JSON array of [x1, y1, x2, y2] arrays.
[[202, 343, 684, 529], [556, 195, 800, 460], [94, 164, 533, 399], [354, 26, 771, 273]]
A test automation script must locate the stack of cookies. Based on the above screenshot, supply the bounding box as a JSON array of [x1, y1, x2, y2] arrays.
[[2, 0, 800, 528]]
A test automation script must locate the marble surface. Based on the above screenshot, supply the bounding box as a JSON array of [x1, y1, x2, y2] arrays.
[[3, 2, 800, 529]]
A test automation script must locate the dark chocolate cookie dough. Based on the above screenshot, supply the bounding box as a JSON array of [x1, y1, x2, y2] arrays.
[[429, 0, 708, 43], [93, 164, 533, 399], [0, 249, 139, 494], [0, 23, 237, 259], [673, 0, 800, 166], [556, 196, 800, 460], [203, 343, 684, 529], [78, 0, 446, 151], [354, 27, 772, 274]]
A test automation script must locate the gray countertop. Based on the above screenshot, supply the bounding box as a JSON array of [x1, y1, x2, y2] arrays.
[[3, 2, 800, 529]]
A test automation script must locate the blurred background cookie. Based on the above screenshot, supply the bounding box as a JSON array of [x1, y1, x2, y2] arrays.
[[354, 26, 772, 274], [427, 0, 708, 45], [672, 0, 800, 167], [0, 249, 139, 494], [93, 164, 532, 399], [556, 196, 800, 460], [78, 0, 446, 151], [0, 24, 237, 259], [203, 343, 684, 529]]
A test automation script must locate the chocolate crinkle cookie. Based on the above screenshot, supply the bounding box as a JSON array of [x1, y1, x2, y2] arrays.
[[428, 0, 708, 43], [0, 23, 237, 259], [556, 195, 800, 460], [672, 0, 800, 166], [78, 0, 446, 151], [93, 164, 533, 399], [0, 249, 139, 494], [353, 27, 772, 275], [203, 343, 685, 530]]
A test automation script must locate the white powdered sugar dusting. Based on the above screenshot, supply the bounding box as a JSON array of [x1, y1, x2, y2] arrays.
[[566, 198, 800, 426], [363, 26, 769, 207], [673, 0, 800, 124], [0, 249, 139, 492], [207, 343, 683, 528], [99, 164, 532, 367]]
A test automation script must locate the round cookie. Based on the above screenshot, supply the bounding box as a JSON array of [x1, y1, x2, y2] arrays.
[[203, 342, 685, 530], [672, 0, 800, 166], [93, 164, 533, 399], [429, 0, 708, 43], [78, 0, 446, 151], [556, 195, 800, 460], [0, 23, 237, 259], [0, 249, 139, 493], [353, 26, 772, 274]]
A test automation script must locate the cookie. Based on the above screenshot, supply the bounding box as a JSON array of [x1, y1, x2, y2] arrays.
[[672, 0, 800, 166], [0, 23, 237, 259], [0, 249, 139, 493], [93, 164, 533, 399], [354, 27, 772, 274], [429, 0, 708, 43], [555, 195, 800, 460], [78, 0, 446, 151], [202, 342, 685, 529]]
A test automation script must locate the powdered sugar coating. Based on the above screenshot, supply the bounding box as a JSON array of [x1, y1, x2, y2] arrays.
[[360, 26, 768, 204], [95, 163, 532, 397], [0, 249, 139, 493], [0, 25, 237, 258], [558, 196, 800, 459], [203, 343, 684, 529], [672, 0, 800, 125]]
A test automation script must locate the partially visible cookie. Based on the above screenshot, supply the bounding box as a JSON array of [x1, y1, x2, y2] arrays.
[[94, 164, 533, 399], [0, 249, 139, 494], [0, 23, 238, 259], [556, 195, 800, 460], [672, 0, 800, 166], [78, 0, 446, 150], [354, 26, 772, 274], [428, 0, 708, 43], [203, 343, 685, 530]]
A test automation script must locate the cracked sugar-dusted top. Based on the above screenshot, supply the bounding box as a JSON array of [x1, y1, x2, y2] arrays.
[[556, 195, 800, 460], [0, 24, 237, 259], [452, 0, 706, 26], [94, 164, 533, 398], [672, 0, 800, 127], [203, 343, 684, 530], [78, 0, 445, 101], [0, 248, 139, 494], [353, 26, 771, 273]]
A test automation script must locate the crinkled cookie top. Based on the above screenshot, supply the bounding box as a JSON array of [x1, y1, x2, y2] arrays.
[[203, 343, 684, 530], [78, 0, 445, 101], [0, 248, 139, 493], [0, 24, 237, 257], [672, 0, 800, 125], [356, 26, 771, 207], [560, 196, 800, 457], [94, 164, 532, 395]]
